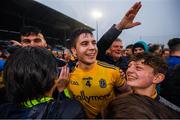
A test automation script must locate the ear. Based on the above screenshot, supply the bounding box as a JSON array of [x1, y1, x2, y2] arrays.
[[153, 73, 165, 84]]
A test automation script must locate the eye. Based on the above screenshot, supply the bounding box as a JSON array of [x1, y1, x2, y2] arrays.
[[81, 41, 88, 46], [34, 38, 42, 43], [92, 41, 97, 45], [22, 39, 31, 44], [136, 66, 143, 71]]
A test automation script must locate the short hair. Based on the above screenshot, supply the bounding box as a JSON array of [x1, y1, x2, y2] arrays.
[[149, 44, 160, 53], [126, 44, 134, 49], [114, 38, 122, 42], [161, 48, 169, 54], [20, 26, 42, 37], [129, 53, 168, 75], [70, 28, 93, 48], [168, 38, 180, 51], [103, 94, 180, 119], [3, 47, 57, 104]]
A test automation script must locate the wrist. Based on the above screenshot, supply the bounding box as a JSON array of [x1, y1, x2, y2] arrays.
[[115, 22, 124, 31]]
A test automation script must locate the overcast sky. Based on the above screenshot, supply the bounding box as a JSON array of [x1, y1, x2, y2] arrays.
[[36, 0, 180, 47]]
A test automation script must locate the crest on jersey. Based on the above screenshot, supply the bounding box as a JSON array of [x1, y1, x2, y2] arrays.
[[99, 79, 107, 88]]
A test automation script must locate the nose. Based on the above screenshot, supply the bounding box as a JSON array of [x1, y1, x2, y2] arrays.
[[89, 43, 96, 49], [126, 65, 134, 74], [30, 41, 36, 47]]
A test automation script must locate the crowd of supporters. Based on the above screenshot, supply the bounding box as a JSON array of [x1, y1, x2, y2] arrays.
[[0, 1, 179, 119]]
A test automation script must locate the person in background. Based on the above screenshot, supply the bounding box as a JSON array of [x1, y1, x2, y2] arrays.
[[132, 41, 149, 54], [149, 44, 161, 56], [10, 26, 47, 48], [98, 38, 128, 72], [125, 44, 134, 57], [160, 38, 180, 107], [161, 48, 170, 60], [97, 1, 141, 72]]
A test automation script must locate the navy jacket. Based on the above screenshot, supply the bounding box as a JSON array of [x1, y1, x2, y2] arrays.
[[0, 92, 86, 119]]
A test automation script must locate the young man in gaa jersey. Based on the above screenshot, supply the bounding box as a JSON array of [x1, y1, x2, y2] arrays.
[[67, 2, 142, 118]]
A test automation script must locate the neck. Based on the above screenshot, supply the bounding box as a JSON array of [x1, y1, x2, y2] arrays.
[[133, 84, 157, 99], [113, 57, 119, 62], [170, 51, 180, 57], [78, 61, 96, 71]]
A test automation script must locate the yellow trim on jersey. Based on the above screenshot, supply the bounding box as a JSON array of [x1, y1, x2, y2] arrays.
[[68, 60, 126, 118], [97, 61, 117, 70]]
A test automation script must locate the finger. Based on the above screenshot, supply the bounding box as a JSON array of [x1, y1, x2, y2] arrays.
[[125, 8, 134, 17], [127, 14, 135, 21], [132, 1, 141, 12], [66, 67, 70, 77], [132, 22, 141, 27], [63, 66, 70, 80], [127, 22, 141, 29], [126, 2, 141, 16], [59, 66, 65, 80], [133, 2, 142, 16]]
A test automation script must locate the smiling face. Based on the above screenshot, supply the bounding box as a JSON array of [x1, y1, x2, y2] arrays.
[[73, 33, 98, 65], [109, 40, 123, 60], [126, 60, 155, 89]]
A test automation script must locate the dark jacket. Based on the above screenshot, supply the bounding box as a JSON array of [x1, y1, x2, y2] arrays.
[[0, 92, 86, 119], [97, 25, 128, 72], [160, 56, 180, 107]]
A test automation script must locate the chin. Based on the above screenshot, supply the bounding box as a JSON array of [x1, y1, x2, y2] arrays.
[[86, 60, 96, 65], [127, 81, 136, 87]]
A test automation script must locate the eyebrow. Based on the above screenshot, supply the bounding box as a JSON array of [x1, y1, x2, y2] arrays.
[[135, 61, 144, 66]]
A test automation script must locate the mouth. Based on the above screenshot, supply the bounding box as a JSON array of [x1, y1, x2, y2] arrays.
[[86, 52, 96, 57], [126, 75, 137, 81]]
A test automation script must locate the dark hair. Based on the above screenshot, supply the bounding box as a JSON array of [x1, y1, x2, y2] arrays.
[[3, 47, 57, 104], [129, 53, 168, 75], [20, 26, 42, 37], [161, 48, 169, 55], [103, 94, 180, 119], [70, 28, 93, 48], [168, 38, 180, 51], [149, 44, 160, 53], [114, 38, 122, 42], [126, 44, 134, 49]]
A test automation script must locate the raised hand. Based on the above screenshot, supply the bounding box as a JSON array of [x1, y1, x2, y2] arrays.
[[55, 65, 70, 92], [116, 1, 142, 30], [10, 40, 22, 46]]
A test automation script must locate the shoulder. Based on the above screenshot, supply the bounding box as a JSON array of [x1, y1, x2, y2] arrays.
[[49, 98, 86, 118], [97, 61, 119, 70], [0, 103, 20, 118]]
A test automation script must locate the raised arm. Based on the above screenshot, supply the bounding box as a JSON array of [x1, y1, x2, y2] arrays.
[[97, 2, 142, 59]]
